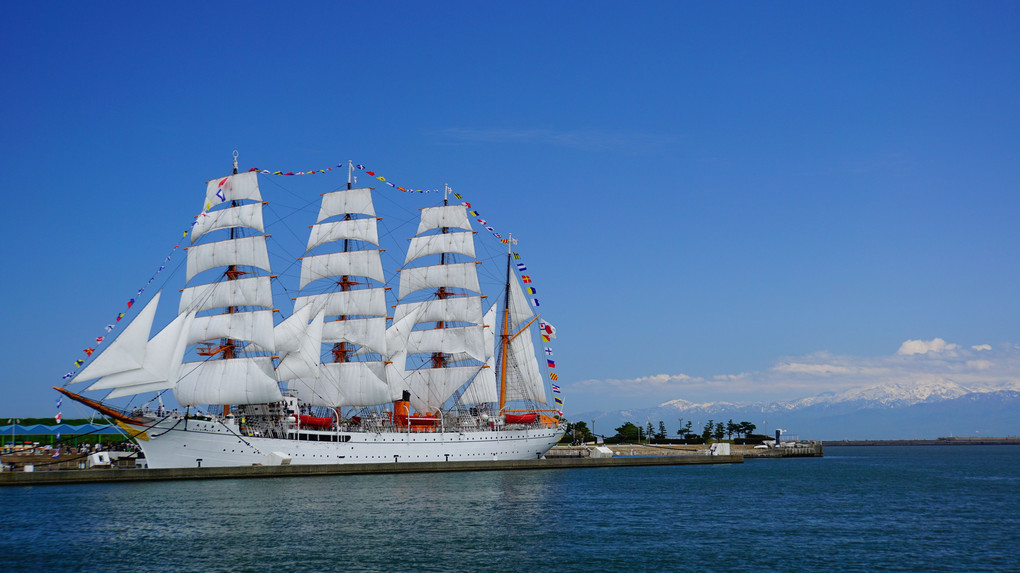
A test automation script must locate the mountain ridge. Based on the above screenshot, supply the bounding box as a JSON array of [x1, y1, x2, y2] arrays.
[[575, 381, 1020, 440]]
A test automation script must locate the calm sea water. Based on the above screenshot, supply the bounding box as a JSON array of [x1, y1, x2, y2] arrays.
[[3, 445, 1018, 572]]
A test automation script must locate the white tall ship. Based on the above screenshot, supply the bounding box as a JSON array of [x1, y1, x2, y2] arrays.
[[57, 158, 564, 468]]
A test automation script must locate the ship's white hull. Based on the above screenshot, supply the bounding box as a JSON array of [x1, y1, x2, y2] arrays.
[[129, 416, 564, 469]]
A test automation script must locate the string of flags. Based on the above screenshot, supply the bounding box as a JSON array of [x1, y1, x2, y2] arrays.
[[353, 164, 443, 193], [266, 162, 568, 415], [58, 162, 567, 416], [237, 163, 446, 194], [440, 180, 565, 417], [349, 163, 563, 394], [61, 227, 192, 383], [237, 166, 339, 178], [245, 161, 550, 308], [541, 322, 560, 413], [53, 397, 62, 455]]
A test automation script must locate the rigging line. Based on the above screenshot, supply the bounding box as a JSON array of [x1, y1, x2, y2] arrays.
[[262, 201, 310, 254], [507, 315, 541, 344], [259, 202, 301, 291], [212, 417, 261, 452], [374, 196, 449, 267], [147, 412, 260, 453], [148, 415, 184, 438], [255, 171, 326, 214], [255, 175, 326, 288], [62, 254, 189, 389], [371, 179, 436, 221]]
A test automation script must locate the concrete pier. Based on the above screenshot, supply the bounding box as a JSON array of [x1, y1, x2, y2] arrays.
[[0, 454, 742, 487], [549, 443, 824, 458]]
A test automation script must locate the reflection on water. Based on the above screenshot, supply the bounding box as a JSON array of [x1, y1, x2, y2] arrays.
[[4, 446, 1019, 572]]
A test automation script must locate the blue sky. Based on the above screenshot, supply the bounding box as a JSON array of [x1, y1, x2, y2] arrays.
[[2, 2, 1019, 417]]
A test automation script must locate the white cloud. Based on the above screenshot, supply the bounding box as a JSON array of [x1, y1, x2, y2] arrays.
[[574, 373, 692, 390], [774, 362, 852, 375], [966, 360, 993, 371], [566, 339, 1020, 411], [897, 338, 959, 355]]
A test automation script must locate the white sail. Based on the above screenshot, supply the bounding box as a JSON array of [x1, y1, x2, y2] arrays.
[[455, 367, 497, 406], [503, 325, 547, 404], [72, 292, 163, 383], [203, 171, 262, 211], [390, 204, 487, 411], [300, 250, 384, 289], [397, 262, 481, 299], [383, 306, 423, 398], [188, 310, 275, 351], [186, 235, 270, 283], [275, 309, 325, 381], [179, 276, 273, 314], [392, 296, 483, 326], [293, 289, 387, 318], [106, 381, 177, 400], [273, 305, 314, 354], [404, 366, 479, 413], [317, 187, 375, 222], [507, 271, 535, 330], [87, 366, 159, 393], [86, 311, 193, 393], [405, 231, 476, 264], [306, 218, 379, 252], [292, 362, 390, 407], [191, 203, 265, 243], [416, 205, 472, 234], [457, 305, 499, 405], [406, 325, 486, 363], [174, 357, 282, 405], [284, 185, 393, 405], [321, 317, 387, 356]]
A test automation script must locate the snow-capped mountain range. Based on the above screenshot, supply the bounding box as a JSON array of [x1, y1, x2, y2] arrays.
[[576, 381, 1020, 440]]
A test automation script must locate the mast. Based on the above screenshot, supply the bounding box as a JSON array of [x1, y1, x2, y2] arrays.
[[394, 193, 486, 414], [498, 235, 513, 412], [288, 181, 390, 408], [493, 234, 549, 410], [224, 150, 239, 416], [173, 156, 281, 407], [331, 212, 355, 365], [197, 151, 242, 417], [431, 185, 451, 372]]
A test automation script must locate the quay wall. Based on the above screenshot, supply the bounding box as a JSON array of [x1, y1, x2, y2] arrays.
[[0, 454, 742, 487]]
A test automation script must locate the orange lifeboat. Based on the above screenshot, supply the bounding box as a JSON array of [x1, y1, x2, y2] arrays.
[[297, 414, 333, 429], [504, 412, 538, 424]]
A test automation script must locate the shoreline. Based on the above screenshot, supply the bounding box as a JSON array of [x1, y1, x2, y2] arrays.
[[549, 443, 823, 458], [822, 437, 1020, 446]]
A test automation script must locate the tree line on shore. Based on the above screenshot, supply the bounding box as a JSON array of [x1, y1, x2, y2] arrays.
[[560, 418, 769, 445]]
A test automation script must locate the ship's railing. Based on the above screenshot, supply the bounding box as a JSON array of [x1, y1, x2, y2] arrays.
[[228, 403, 558, 438]]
